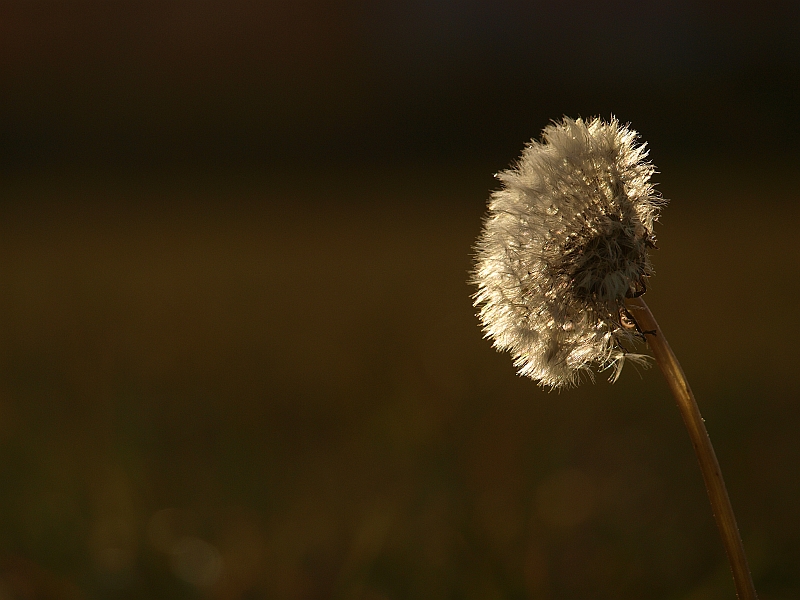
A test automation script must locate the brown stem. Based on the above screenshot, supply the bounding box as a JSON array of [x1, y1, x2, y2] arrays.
[[624, 296, 757, 600]]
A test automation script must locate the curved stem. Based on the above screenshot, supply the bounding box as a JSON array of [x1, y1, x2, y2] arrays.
[[624, 296, 757, 600]]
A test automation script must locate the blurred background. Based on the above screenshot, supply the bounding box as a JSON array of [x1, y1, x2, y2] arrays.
[[0, 1, 798, 598]]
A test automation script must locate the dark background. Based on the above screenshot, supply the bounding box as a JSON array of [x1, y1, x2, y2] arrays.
[[0, 1, 798, 598]]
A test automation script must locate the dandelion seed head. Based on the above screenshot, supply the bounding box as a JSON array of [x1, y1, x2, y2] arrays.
[[472, 117, 665, 388]]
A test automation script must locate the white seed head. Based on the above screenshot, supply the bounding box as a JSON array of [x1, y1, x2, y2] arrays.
[[472, 117, 665, 388]]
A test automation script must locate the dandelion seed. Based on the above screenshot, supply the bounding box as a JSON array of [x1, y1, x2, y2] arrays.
[[471, 116, 665, 388], [470, 117, 758, 599]]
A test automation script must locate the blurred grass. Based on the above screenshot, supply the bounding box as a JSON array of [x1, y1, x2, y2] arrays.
[[0, 165, 797, 599]]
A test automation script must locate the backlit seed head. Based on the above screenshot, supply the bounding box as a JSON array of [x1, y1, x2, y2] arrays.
[[471, 117, 665, 388]]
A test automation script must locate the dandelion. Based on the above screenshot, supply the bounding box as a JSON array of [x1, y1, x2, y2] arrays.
[[472, 117, 758, 599], [472, 116, 662, 388]]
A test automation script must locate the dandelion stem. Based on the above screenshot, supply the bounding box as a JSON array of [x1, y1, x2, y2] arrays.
[[625, 296, 757, 600]]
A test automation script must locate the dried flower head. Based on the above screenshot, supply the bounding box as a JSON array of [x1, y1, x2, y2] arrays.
[[472, 116, 665, 388]]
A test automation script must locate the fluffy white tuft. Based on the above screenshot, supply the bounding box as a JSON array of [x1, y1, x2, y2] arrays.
[[472, 117, 664, 388]]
